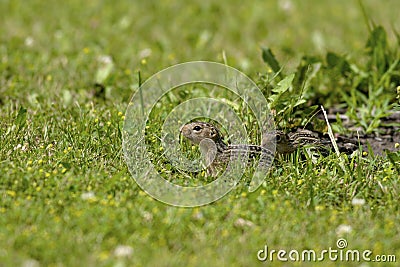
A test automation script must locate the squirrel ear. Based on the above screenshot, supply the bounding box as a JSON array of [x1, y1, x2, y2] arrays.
[[210, 127, 218, 137]]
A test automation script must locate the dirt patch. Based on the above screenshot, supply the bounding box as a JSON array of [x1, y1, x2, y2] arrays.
[[318, 109, 400, 156]]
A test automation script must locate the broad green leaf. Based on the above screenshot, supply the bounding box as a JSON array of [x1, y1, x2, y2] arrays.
[[272, 73, 294, 93]]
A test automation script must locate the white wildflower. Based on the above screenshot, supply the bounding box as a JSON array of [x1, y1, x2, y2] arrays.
[[234, 218, 254, 228], [139, 48, 152, 59], [80, 191, 96, 201], [336, 224, 352, 235], [25, 37, 34, 47], [114, 245, 133, 257], [98, 55, 113, 65], [351, 197, 366, 206]]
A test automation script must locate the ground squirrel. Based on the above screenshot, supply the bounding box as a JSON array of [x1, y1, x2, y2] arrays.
[[264, 127, 360, 155], [180, 122, 276, 176], [262, 129, 322, 154]]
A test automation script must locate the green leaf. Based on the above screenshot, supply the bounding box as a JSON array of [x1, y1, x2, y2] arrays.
[[60, 162, 72, 170], [386, 151, 400, 174], [15, 107, 27, 130], [261, 47, 281, 74], [326, 52, 351, 75], [366, 26, 387, 51], [366, 26, 389, 74], [293, 98, 307, 107], [272, 73, 294, 93]]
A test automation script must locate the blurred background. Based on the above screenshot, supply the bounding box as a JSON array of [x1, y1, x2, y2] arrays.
[[1, 0, 399, 92]]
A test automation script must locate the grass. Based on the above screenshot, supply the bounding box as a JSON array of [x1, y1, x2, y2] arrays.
[[1, 0, 400, 266]]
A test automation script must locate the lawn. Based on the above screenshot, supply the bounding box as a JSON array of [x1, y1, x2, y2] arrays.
[[1, 0, 400, 266]]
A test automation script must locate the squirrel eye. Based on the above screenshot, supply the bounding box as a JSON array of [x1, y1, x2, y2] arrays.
[[193, 125, 202, 131], [276, 134, 281, 142]]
